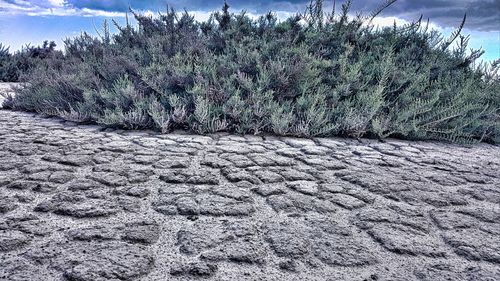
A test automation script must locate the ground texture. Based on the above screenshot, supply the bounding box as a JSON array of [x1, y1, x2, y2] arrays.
[[0, 83, 15, 107], [0, 110, 499, 281]]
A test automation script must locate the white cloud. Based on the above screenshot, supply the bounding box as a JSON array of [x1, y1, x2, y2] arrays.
[[370, 16, 409, 27], [0, 1, 36, 13], [370, 15, 446, 32], [188, 10, 212, 22], [0, 1, 297, 22], [47, 0, 66, 7], [0, 0, 125, 17], [80, 8, 125, 18]]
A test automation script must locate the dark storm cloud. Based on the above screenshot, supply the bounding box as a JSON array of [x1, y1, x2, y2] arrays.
[[354, 0, 500, 31]]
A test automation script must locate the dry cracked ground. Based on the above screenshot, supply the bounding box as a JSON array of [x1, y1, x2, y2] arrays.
[[0, 110, 499, 281]]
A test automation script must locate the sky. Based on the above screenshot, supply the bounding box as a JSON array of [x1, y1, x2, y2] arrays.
[[0, 0, 499, 62]]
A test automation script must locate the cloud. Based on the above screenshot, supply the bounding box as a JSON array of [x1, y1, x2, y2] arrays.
[[153, 0, 499, 32], [0, 0, 126, 17], [1, 0, 498, 32], [47, 0, 65, 7], [343, 0, 499, 32]]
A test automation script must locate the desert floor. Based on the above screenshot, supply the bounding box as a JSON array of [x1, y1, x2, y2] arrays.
[[0, 109, 499, 280]]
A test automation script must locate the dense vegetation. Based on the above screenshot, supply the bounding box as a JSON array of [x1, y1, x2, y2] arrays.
[[0, 41, 62, 82], [1, 0, 499, 143]]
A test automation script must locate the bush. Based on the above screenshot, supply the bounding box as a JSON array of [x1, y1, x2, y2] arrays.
[[3, 0, 500, 143], [0, 41, 63, 82]]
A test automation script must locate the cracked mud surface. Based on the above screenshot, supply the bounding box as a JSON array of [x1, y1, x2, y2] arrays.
[[0, 110, 499, 281]]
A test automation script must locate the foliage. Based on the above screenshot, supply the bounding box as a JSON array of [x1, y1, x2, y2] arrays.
[[0, 41, 63, 82], [2, 0, 499, 143]]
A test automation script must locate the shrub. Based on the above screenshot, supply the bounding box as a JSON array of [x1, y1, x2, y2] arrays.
[[0, 41, 63, 82], [3, 0, 499, 143]]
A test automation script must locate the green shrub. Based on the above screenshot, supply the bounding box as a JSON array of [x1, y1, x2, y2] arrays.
[[0, 41, 63, 82], [4, 0, 499, 143]]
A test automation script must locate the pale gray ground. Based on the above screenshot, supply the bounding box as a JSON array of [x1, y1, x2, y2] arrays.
[[0, 83, 16, 108], [0, 109, 499, 281]]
